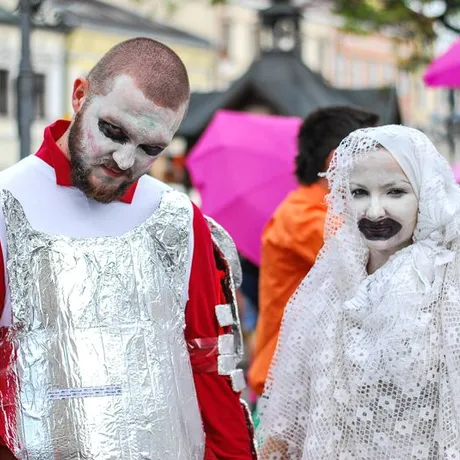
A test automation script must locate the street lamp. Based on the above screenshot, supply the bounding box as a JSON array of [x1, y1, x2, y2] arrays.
[[17, 0, 42, 160]]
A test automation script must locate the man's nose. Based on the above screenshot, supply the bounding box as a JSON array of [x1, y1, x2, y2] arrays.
[[112, 147, 135, 170], [365, 196, 385, 220]]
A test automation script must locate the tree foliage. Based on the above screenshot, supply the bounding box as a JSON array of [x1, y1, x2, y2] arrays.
[[204, 0, 460, 69], [330, 0, 460, 69], [135, 0, 460, 69]]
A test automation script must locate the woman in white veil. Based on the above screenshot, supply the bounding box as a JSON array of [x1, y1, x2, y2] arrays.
[[258, 125, 460, 459]]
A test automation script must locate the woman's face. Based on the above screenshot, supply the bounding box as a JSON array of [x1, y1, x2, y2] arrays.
[[349, 148, 418, 255]]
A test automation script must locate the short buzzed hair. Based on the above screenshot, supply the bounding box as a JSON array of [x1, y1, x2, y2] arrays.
[[87, 37, 190, 110]]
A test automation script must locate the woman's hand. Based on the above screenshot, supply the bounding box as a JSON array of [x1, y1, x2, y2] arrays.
[[259, 437, 289, 459]]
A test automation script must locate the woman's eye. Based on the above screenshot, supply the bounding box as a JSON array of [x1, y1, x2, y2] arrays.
[[98, 120, 127, 142], [351, 188, 367, 198], [388, 188, 407, 197]]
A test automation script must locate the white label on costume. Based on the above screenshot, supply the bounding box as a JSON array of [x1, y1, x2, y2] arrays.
[[47, 385, 122, 400]]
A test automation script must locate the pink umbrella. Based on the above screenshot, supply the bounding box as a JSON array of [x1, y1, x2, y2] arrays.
[[424, 38, 460, 87], [452, 163, 460, 183], [186, 110, 301, 266]]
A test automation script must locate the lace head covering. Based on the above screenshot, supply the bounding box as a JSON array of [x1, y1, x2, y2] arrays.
[[258, 125, 460, 459]]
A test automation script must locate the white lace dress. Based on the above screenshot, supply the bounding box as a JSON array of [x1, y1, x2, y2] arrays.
[[258, 125, 460, 459]]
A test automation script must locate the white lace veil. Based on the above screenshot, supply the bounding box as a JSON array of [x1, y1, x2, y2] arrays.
[[258, 125, 460, 459]]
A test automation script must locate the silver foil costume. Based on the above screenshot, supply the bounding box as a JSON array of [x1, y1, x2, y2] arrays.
[[1, 189, 205, 460], [205, 216, 242, 290]]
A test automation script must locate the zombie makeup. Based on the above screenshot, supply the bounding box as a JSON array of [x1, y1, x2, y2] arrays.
[[349, 148, 418, 256], [68, 75, 187, 203]]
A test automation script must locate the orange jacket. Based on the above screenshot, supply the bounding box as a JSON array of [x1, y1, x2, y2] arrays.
[[248, 184, 327, 396]]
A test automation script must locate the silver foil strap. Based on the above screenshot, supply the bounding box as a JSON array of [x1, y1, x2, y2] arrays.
[[215, 304, 235, 327], [230, 369, 246, 392], [208, 218, 245, 391], [205, 216, 242, 289], [218, 354, 239, 375], [218, 334, 235, 355]]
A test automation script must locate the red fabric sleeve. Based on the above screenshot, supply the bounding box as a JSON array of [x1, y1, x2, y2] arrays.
[[185, 204, 254, 460]]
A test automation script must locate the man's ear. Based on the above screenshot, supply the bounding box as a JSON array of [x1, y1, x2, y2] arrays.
[[71, 77, 89, 113]]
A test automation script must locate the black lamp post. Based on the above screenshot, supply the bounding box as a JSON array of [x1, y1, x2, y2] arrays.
[[17, 0, 42, 160]]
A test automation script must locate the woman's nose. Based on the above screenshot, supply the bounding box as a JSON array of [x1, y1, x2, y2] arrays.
[[365, 196, 385, 220]]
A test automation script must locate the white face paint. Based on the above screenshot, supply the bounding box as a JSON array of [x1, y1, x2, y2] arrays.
[[349, 148, 418, 256], [68, 75, 187, 202]]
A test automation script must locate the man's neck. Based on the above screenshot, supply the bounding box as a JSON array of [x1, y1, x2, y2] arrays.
[[56, 127, 71, 161], [316, 176, 329, 190]]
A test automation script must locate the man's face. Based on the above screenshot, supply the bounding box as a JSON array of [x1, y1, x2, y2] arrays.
[[349, 148, 418, 255], [68, 75, 187, 203]]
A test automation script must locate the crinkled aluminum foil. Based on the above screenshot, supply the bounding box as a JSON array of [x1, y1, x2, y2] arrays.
[[0, 189, 205, 460], [207, 218, 245, 393], [205, 216, 242, 289]]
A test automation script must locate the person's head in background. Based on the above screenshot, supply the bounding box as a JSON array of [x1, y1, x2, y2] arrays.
[[295, 106, 379, 187]]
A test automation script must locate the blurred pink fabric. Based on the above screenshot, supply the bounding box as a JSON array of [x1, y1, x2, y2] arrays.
[[186, 110, 301, 265], [424, 38, 460, 87], [452, 163, 460, 183]]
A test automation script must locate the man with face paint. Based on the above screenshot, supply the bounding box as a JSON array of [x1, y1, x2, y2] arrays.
[[0, 38, 255, 460], [248, 106, 379, 397]]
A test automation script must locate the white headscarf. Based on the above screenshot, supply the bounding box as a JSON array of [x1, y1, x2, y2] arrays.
[[258, 125, 460, 459]]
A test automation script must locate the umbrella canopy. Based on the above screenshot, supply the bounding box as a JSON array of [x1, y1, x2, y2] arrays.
[[186, 110, 301, 266], [424, 38, 460, 87], [452, 163, 460, 182]]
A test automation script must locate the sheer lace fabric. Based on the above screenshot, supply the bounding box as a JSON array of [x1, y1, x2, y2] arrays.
[[258, 125, 460, 459]]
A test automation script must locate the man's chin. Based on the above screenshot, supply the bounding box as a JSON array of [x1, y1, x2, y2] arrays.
[[78, 180, 122, 203], [71, 166, 134, 203], [88, 190, 120, 204]]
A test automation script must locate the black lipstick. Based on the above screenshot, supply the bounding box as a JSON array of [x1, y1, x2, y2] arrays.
[[358, 218, 402, 241]]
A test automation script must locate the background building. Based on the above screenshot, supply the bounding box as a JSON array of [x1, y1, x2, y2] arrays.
[[0, 0, 215, 167], [1, 0, 456, 166], [0, 5, 66, 169]]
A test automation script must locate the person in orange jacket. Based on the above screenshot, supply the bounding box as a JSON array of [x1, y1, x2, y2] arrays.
[[248, 106, 379, 396]]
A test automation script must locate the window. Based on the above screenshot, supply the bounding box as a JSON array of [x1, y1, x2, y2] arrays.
[[34, 73, 45, 119], [384, 63, 394, 84], [368, 62, 378, 86], [335, 53, 345, 87], [218, 14, 233, 59], [351, 59, 362, 88], [0, 70, 8, 116], [317, 38, 328, 76]]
